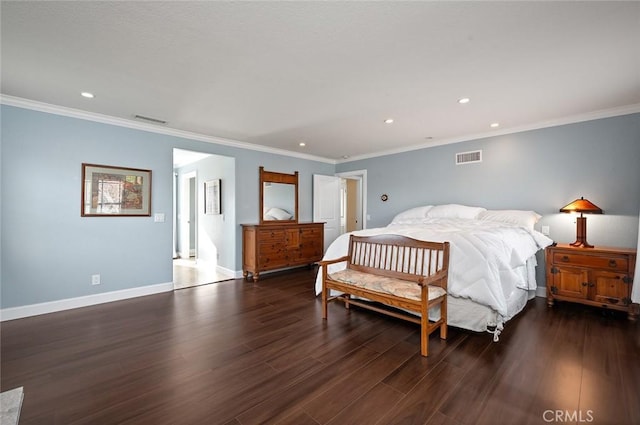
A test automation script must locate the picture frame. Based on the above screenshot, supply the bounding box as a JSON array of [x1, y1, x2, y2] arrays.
[[204, 179, 221, 215], [81, 163, 152, 217]]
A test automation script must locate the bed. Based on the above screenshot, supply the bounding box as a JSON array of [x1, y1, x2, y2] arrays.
[[315, 204, 554, 339]]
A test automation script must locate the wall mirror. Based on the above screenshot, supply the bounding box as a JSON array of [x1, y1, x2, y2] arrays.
[[259, 166, 298, 224]]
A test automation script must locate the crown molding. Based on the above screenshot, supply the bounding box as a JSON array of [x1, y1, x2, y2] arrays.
[[3, 94, 638, 166], [0, 94, 337, 165], [337, 103, 640, 164]]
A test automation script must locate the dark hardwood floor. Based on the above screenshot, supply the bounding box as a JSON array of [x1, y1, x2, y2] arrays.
[[2, 267, 639, 425]]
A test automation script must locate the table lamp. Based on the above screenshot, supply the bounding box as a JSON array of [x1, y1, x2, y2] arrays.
[[559, 197, 603, 248]]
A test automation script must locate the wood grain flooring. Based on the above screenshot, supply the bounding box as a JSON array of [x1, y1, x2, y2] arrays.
[[1, 267, 639, 425]]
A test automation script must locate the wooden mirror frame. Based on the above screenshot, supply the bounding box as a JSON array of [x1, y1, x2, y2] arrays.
[[259, 166, 299, 225]]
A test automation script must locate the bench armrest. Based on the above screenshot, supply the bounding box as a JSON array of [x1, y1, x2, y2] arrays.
[[420, 269, 448, 287], [318, 256, 351, 267]]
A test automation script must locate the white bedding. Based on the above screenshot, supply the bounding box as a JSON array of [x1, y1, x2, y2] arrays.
[[315, 217, 553, 331]]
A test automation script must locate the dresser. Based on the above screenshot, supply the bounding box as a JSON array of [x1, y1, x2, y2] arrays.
[[545, 244, 637, 320], [242, 222, 324, 281]]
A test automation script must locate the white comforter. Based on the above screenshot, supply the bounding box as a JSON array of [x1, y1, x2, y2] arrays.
[[315, 218, 553, 319]]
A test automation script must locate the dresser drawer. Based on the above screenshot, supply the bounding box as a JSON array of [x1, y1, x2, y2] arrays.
[[300, 227, 322, 238], [553, 252, 628, 271], [258, 254, 289, 268], [258, 229, 286, 242], [258, 242, 286, 255]]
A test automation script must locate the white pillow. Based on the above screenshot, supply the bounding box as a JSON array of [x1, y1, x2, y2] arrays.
[[478, 210, 542, 231], [427, 204, 486, 219], [265, 207, 293, 220], [391, 206, 433, 223]]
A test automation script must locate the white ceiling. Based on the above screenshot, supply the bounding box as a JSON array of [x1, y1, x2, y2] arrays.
[[2, 1, 639, 161]]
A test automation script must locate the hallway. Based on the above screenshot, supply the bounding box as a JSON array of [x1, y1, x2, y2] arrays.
[[173, 258, 234, 290]]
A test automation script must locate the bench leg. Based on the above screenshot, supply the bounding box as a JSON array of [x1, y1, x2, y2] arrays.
[[420, 314, 429, 357], [322, 289, 328, 319], [440, 296, 448, 340]]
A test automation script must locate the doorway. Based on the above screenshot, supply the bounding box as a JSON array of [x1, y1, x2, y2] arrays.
[[172, 148, 236, 289], [313, 169, 367, 250]]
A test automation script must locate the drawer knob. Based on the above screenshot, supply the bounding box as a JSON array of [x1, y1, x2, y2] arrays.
[[581, 282, 588, 287], [562, 256, 570, 262], [608, 260, 617, 268]]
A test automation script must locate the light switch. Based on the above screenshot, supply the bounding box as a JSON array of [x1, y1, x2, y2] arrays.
[[542, 225, 550, 235], [154, 213, 165, 223]]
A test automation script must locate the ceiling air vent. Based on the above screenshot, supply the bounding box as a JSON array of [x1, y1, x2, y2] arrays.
[[456, 150, 482, 165], [133, 114, 167, 125]]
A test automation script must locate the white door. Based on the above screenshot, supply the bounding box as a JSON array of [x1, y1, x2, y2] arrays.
[[313, 174, 342, 250]]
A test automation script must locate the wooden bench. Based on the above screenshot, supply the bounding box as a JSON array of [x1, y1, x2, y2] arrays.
[[319, 235, 450, 356]]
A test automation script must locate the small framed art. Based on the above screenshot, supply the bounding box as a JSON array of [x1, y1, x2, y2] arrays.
[[204, 179, 221, 215]]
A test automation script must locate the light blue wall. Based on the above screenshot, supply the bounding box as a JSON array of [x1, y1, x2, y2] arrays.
[[0, 105, 333, 308], [339, 113, 640, 249], [2, 104, 638, 309]]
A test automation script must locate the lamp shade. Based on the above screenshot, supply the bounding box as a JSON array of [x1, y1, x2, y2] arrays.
[[559, 197, 603, 214]]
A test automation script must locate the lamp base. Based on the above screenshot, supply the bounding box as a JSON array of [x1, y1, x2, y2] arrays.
[[569, 240, 594, 248], [570, 216, 594, 248]]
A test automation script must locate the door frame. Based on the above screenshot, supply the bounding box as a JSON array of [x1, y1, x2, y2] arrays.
[[179, 170, 198, 259], [336, 169, 367, 230]]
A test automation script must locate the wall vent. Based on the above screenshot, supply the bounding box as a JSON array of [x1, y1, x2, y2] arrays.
[[133, 114, 167, 125], [456, 150, 482, 165]]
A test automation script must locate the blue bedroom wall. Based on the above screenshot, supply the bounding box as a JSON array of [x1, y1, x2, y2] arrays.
[[2, 103, 638, 310], [338, 113, 640, 250], [0, 105, 334, 309]]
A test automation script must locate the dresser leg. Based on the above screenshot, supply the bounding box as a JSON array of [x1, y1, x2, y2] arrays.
[[547, 298, 554, 307], [629, 303, 639, 321], [253, 273, 260, 282]]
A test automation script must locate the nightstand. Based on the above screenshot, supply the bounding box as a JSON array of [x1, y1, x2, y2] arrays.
[[545, 244, 637, 320]]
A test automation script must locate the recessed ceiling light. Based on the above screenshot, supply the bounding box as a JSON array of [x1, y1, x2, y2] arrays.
[[490, 122, 500, 128], [458, 97, 470, 104], [81, 92, 95, 98], [342, 155, 350, 159], [384, 118, 394, 124], [299, 142, 306, 147]]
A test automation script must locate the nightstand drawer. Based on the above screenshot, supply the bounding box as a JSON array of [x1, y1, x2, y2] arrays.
[[553, 253, 628, 271]]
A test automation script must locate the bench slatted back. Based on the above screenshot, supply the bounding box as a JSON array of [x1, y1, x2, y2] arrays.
[[347, 235, 449, 287]]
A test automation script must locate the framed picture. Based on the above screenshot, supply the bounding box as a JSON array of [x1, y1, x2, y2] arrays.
[[204, 179, 221, 215], [81, 163, 152, 217]]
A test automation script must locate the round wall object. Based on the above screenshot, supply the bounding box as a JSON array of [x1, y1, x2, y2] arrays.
[[380, 194, 389, 202]]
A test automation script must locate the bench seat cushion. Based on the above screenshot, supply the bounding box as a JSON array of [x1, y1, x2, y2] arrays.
[[328, 269, 446, 301]]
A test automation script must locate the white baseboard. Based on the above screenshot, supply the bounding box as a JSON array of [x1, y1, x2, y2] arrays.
[[536, 286, 547, 298], [216, 265, 243, 279], [0, 282, 174, 322]]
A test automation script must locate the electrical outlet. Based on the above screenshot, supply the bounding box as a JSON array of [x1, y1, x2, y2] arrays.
[[542, 226, 550, 236], [91, 274, 101, 285]]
